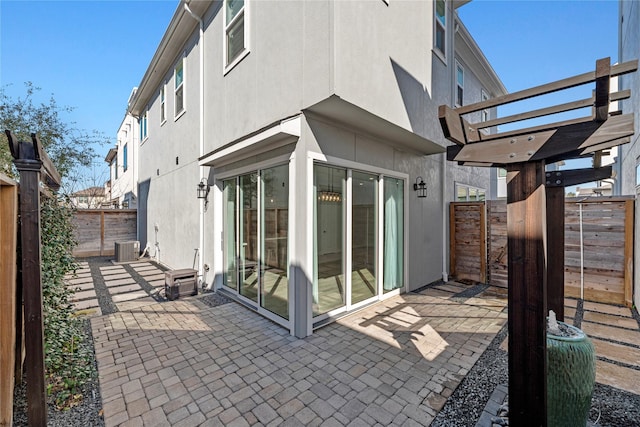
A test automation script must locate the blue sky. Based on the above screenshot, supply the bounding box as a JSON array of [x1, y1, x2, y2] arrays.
[[1, 0, 621, 183]]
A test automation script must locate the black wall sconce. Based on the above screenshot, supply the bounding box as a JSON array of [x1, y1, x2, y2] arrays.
[[414, 176, 427, 198], [197, 178, 210, 200]]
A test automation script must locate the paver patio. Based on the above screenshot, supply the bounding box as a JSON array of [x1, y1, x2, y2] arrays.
[[72, 258, 640, 426], [91, 282, 508, 426]]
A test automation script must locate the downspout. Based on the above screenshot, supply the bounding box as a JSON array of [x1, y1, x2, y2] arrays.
[[184, 1, 206, 286]]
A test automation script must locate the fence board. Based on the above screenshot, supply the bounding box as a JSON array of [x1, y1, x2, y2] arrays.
[[72, 210, 137, 257], [451, 197, 633, 306], [449, 202, 486, 283], [0, 175, 18, 426]]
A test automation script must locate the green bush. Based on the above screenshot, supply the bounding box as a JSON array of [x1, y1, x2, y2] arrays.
[[40, 196, 95, 409]]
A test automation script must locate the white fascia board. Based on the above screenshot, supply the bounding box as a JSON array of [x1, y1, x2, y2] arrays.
[[199, 115, 301, 167]]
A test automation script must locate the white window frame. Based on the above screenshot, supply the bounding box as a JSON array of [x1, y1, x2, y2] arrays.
[[223, 0, 250, 74], [174, 56, 185, 119], [481, 89, 490, 133], [160, 83, 166, 124], [123, 143, 128, 172], [140, 109, 148, 143], [455, 60, 464, 107], [455, 182, 485, 201], [434, 0, 446, 61]]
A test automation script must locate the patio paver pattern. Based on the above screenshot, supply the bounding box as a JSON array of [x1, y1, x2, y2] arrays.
[[92, 282, 507, 427], [71, 259, 640, 426]]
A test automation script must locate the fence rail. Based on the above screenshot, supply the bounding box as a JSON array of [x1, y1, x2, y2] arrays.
[[450, 197, 634, 306], [72, 209, 137, 257]]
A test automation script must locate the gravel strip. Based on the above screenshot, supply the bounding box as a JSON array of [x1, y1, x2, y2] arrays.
[[433, 297, 640, 427], [12, 320, 104, 427]]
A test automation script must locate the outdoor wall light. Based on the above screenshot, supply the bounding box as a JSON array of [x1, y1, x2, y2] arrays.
[[197, 178, 210, 200], [414, 176, 427, 198]]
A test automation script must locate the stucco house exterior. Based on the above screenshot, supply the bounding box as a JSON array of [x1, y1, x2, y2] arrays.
[[617, 0, 640, 309], [128, 0, 506, 337], [105, 88, 140, 209]]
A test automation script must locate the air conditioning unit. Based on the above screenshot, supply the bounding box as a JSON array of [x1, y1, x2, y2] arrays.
[[114, 241, 140, 262], [165, 268, 198, 300]]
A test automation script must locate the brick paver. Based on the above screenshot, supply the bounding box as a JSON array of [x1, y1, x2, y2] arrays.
[[92, 283, 509, 427]]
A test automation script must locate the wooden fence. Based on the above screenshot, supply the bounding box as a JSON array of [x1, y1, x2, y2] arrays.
[[0, 173, 19, 426], [450, 197, 634, 306], [72, 209, 137, 257]]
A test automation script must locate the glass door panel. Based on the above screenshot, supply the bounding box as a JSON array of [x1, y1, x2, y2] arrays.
[[351, 172, 377, 304], [260, 165, 289, 319], [239, 173, 258, 302], [223, 179, 237, 290], [383, 177, 404, 293], [313, 165, 346, 316]]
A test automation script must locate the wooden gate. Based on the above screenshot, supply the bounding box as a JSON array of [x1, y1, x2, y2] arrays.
[[449, 202, 486, 283]]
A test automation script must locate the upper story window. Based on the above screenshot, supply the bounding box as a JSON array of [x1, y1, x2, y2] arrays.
[[434, 0, 446, 57], [123, 143, 128, 172], [175, 58, 185, 117], [140, 110, 148, 142], [225, 0, 248, 70], [455, 61, 464, 107], [160, 84, 166, 123], [481, 89, 489, 122]]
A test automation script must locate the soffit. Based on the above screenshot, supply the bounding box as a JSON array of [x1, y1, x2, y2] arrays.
[[303, 95, 444, 156], [129, 0, 212, 117]]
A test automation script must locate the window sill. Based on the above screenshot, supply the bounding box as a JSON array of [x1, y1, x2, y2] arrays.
[[140, 136, 149, 146], [432, 48, 446, 66], [161, 119, 167, 127], [224, 49, 250, 76], [174, 109, 186, 122]]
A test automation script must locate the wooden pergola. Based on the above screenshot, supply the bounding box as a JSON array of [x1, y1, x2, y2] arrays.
[[439, 57, 637, 426]]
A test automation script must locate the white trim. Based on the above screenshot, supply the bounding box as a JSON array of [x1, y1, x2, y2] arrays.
[[345, 169, 353, 311], [160, 83, 167, 125], [215, 154, 292, 181], [223, 0, 250, 75], [434, 0, 447, 60], [455, 59, 464, 108], [174, 55, 186, 119]]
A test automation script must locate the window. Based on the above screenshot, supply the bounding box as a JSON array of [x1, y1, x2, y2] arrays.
[[225, 0, 247, 68], [175, 58, 185, 117], [160, 84, 166, 123], [434, 0, 446, 56], [481, 89, 489, 123], [455, 61, 464, 107], [123, 143, 128, 172], [223, 165, 290, 320], [140, 110, 148, 141], [456, 183, 485, 201]]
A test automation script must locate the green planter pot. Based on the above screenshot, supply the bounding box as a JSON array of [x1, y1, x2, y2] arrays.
[[547, 321, 596, 427]]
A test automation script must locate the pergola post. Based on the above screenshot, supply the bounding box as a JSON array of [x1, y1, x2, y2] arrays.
[[507, 161, 548, 426], [546, 185, 565, 321], [14, 148, 47, 427]]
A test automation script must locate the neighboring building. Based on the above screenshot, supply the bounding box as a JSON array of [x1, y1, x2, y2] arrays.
[[105, 88, 140, 209], [128, 0, 506, 337], [618, 0, 640, 309], [69, 186, 106, 209]]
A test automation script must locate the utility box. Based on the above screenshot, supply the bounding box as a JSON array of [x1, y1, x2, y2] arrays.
[[165, 268, 198, 300], [114, 241, 139, 263]]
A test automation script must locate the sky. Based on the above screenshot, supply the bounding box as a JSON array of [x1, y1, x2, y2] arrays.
[[0, 0, 621, 186]]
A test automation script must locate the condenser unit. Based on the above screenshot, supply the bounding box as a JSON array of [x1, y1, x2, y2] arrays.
[[114, 241, 139, 263]]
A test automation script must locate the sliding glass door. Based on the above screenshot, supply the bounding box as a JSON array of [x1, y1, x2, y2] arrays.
[[222, 165, 289, 320], [351, 171, 377, 304], [313, 165, 346, 316], [383, 177, 404, 293], [313, 164, 404, 319]]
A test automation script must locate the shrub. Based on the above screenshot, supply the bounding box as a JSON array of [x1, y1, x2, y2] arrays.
[[39, 196, 95, 409]]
